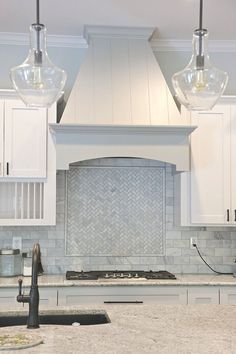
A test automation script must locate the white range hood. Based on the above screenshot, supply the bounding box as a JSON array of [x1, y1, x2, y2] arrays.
[[50, 26, 196, 171]]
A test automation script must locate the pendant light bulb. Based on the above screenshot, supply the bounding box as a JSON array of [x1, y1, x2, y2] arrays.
[[10, 2, 66, 108], [194, 70, 207, 92], [172, 2, 228, 111]]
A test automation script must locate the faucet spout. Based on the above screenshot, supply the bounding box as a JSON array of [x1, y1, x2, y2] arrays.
[[17, 243, 43, 329], [31, 243, 43, 288]]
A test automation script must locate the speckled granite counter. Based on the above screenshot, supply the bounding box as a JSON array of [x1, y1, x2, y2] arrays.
[[0, 304, 236, 354], [0, 274, 236, 288]]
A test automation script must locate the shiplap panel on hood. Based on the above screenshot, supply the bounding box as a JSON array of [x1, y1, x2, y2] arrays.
[[61, 26, 184, 126]]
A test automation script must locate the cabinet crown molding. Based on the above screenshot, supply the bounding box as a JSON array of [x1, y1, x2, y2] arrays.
[[0, 32, 236, 52]]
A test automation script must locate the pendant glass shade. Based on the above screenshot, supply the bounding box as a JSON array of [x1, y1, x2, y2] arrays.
[[172, 29, 228, 110], [10, 24, 67, 107]]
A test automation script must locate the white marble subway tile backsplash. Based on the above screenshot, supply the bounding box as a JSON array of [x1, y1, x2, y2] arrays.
[[0, 157, 235, 274]]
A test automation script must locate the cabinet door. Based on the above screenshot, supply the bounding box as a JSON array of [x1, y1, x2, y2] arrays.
[[220, 287, 236, 305], [188, 287, 220, 304], [0, 288, 23, 309], [0, 100, 3, 177], [230, 105, 236, 223], [38, 288, 58, 307], [190, 106, 231, 224], [4, 100, 47, 178], [0, 287, 58, 309]]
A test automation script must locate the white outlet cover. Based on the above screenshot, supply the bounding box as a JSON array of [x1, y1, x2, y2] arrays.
[[190, 237, 197, 249], [12, 237, 22, 250]]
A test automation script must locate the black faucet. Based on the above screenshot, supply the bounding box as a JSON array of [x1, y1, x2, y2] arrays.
[[17, 243, 44, 329]]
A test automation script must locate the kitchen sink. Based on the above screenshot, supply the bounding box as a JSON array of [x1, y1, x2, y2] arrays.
[[0, 311, 111, 327]]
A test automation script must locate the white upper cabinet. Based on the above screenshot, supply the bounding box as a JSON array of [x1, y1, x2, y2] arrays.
[[0, 100, 4, 177], [230, 105, 236, 222], [0, 92, 56, 226], [190, 106, 230, 224], [176, 98, 236, 226], [1, 99, 47, 179]]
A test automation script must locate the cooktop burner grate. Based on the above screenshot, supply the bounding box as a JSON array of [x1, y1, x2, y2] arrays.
[[66, 270, 176, 280]]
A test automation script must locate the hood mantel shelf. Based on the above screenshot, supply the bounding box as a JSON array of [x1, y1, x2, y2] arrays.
[[50, 124, 197, 171]]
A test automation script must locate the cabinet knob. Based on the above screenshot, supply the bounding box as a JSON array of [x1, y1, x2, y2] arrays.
[[18, 278, 23, 296]]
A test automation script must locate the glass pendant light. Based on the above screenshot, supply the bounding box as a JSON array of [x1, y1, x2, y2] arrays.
[[172, 0, 228, 111], [10, 0, 67, 108]]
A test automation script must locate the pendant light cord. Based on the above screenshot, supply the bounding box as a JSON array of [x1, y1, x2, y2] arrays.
[[199, 0, 203, 30], [35, 0, 42, 63], [36, 0, 40, 25], [197, 0, 204, 68]]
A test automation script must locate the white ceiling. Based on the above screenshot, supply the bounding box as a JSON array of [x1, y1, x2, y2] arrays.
[[0, 0, 235, 40]]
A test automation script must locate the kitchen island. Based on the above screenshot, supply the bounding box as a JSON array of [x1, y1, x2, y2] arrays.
[[1, 274, 236, 307], [0, 304, 236, 354]]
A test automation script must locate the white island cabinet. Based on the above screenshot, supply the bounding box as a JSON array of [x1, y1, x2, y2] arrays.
[[175, 97, 236, 226], [1, 274, 236, 306]]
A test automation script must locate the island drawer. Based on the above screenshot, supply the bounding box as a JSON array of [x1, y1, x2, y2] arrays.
[[57, 286, 187, 305], [0, 287, 58, 308]]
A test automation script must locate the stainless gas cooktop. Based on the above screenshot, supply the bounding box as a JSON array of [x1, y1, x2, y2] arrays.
[[66, 270, 176, 280]]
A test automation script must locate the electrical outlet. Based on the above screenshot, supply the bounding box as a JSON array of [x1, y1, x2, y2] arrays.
[[190, 237, 197, 249], [12, 237, 22, 251]]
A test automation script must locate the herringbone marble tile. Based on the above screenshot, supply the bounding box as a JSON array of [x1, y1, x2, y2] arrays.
[[66, 166, 165, 256]]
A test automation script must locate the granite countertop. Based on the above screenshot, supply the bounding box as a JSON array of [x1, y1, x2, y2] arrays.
[[0, 304, 236, 354], [1, 274, 236, 288]]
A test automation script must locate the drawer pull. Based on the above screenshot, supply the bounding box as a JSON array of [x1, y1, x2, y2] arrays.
[[227, 209, 230, 222], [234, 209, 236, 222], [104, 301, 143, 304], [6, 162, 9, 175]]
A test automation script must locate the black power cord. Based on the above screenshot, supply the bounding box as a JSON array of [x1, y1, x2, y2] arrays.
[[193, 243, 233, 275]]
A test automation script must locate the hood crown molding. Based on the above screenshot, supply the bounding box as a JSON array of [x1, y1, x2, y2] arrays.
[[84, 25, 154, 42]]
